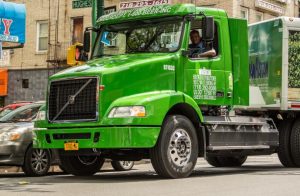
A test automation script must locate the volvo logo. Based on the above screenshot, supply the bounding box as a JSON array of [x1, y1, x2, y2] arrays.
[[68, 95, 76, 104]]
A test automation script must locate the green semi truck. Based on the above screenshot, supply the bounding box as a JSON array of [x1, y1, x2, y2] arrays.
[[33, 4, 300, 178]]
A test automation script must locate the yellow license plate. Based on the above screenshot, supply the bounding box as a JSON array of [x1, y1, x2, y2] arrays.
[[64, 142, 79, 151]]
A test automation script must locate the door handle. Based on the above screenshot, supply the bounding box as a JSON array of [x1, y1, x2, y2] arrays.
[[216, 91, 224, 98]]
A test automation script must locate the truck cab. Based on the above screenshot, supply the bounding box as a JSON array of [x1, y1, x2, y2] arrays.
[[34, 4, 280, 178]]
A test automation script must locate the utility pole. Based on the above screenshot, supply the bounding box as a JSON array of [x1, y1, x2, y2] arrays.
[[92, 0, 104, 27], [92, 0, 103, 43]]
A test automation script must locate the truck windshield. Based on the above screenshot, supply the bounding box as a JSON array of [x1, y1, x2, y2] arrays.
[[92, 19, 183, 58]]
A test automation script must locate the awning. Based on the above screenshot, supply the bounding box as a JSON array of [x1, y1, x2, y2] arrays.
[[0, 1, 26, 44]]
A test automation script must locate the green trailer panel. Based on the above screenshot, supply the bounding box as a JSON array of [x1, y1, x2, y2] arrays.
[[248, 19, 283, 108]]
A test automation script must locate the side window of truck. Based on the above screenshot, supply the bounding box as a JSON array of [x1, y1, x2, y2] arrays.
[[189, 20, 219, 59]]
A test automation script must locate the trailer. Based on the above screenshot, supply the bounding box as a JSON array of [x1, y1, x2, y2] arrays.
[[243, 17, 300, 167]]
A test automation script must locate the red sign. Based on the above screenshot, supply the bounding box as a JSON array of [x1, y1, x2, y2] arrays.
[[120, 0, 169, 10], [2, 19, 13, 35]]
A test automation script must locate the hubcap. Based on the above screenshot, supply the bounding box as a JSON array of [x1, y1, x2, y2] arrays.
[[168, 128, 192, 167], [31, 149, 49, 173], [119, 161, 134, 170]]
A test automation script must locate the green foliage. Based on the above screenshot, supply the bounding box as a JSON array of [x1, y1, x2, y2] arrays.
[[126, 22, 182, 53], [288, 31, 300, 88]]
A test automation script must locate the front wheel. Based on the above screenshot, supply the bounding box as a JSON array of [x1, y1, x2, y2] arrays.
[[111, 161, 134, 171], [150, 115, 198, 179], [59, 155, 104, 176], [22, 147, 51, 177]]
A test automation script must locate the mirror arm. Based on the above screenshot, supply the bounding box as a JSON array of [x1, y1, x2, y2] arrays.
[[85, 27, 99, 32]]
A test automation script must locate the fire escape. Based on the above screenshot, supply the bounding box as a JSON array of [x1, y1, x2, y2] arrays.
[[46, 0, 69, 72]]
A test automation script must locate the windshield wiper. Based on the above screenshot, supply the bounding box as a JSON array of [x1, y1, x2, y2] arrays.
[[142, 30, 164, 51]]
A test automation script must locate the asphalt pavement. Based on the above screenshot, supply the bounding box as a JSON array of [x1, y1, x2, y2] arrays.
[[0, 155, 299, 196]]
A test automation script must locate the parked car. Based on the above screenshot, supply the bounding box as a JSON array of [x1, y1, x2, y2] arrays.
[[0, 102, 134, 176], [0, 102, 59, 176], [0, 101, 32, 118]]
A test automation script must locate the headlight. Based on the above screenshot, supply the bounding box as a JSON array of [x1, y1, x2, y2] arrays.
[[108, 106, 146, 118], [35, 110, 46, 121], [0, 132, 21, 141]]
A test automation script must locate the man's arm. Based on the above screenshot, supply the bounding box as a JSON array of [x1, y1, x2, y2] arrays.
[[198, 48, 216, 58]]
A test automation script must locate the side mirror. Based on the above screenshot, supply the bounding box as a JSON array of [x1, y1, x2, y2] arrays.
[[83, 30, 91, 53], [202, 16, 214, 41], [67, 43, 88, 66]]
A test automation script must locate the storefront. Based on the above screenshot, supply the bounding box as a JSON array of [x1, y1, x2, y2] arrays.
[[0, 1, 26, 106]]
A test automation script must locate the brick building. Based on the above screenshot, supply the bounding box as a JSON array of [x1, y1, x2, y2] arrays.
[[1, 0, 93, 104], [1, 0, 299, 104], [107, 0, 299, 23]]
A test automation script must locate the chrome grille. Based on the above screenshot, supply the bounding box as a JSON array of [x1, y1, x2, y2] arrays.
[[48, 77, 98, 122]]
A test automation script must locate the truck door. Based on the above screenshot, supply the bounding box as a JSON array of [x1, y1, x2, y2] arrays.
[[183, 18, 226, 106]]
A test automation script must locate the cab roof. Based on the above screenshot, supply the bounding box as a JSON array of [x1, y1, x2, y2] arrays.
[[97, 4, 227, 25]]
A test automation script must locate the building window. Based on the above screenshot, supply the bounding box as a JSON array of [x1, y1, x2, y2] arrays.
[[37, 21, 48, 52], [72, 17, 84, 44], [22, 79, 29, 89], [256, 12, 263, 22], [240, 7, 249, 20]]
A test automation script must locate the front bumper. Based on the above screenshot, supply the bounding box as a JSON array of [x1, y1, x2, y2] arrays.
[[33, 126, 161, 149], [0, 141, 29, 166]]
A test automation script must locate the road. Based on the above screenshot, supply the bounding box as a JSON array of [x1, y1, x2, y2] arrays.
[[0, 155, 299, 196]]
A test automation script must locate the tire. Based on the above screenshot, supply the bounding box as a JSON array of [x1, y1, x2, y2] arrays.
[[111, 161, 134, 171], [206, 156, 222, 167], [206, 156, 247, 167], [59, 155, 105, 176], [277, 119, 296, 167], [150, 115, 198, 179], [22, 147, 51, 177], [290, 119, 300, 167]]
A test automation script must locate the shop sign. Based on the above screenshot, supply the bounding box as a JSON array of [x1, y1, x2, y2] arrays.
[[255, 0, 284, 15], [104, 6, 117, 15], [72, 0, 92, 9], [0, 2, 26, 44], [274, 0, 287, 4], [120, 0, 169, 10]]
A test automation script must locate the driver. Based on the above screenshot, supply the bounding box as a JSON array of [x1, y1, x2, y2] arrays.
[[189, 30, 216, 58]]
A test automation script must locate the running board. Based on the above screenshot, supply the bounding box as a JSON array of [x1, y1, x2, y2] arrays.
[[207, 145, 271, 151], [203, 116, 279, 149]]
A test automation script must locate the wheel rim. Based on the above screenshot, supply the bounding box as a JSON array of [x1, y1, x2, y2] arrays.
[[168, 128, 192, 167], [31, 149, 49, 174], [77, 155, 98, 165], [119, 161, 134, 170]]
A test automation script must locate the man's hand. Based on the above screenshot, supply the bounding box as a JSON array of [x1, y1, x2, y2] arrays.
[[192, 48, 216, 58]]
